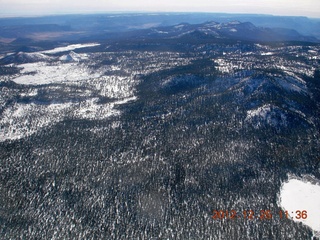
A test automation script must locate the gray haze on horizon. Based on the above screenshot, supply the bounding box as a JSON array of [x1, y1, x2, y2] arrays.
[[0, 0, 319, 18]]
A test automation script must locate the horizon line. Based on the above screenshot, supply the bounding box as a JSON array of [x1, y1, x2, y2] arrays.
[[0, 11, 319, 20]]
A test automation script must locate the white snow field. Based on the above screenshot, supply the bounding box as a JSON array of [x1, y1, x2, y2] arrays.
[[279, 175, 320, 238], [12, 62, 102, 85], [41, 43, 100, 54]]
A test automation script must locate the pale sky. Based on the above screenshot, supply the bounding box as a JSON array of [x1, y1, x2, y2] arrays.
[[0, 0, 319, 18]]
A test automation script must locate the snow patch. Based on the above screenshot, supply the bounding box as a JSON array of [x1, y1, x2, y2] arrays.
[[279, 175, 320, 238], [20, 89, 38, 97], [246, 104, 272, 119], [154, 30, 168, 34], [245, 104, 287, 128], [174, 24, 185, 29], [261, 52, 274, 56]]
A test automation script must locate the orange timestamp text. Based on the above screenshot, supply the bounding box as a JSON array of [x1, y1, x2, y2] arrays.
[[212, 210, 307, 220]]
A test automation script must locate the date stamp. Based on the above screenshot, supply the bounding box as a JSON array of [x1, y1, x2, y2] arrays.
[[212, 210, 307, 220]]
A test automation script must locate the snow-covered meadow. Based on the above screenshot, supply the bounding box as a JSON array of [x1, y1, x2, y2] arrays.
[[0, 44, 192, 142], [0, 43, 140, 141]]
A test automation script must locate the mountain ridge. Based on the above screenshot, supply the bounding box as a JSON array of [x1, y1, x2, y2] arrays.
[[143, 21, 319, 43]]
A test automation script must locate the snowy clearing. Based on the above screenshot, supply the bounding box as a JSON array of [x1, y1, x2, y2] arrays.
[[12, 62, 102, 85]]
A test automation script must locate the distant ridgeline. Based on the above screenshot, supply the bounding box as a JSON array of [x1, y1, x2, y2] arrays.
[[0, 13, 319, 45]]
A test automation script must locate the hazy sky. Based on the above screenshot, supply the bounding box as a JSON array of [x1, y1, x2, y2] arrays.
[[0, 0, 319, 18]]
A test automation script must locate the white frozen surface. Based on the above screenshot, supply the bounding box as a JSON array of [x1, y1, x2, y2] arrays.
[[279, 176, 320, 235], [41, 43, 100, 54]]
